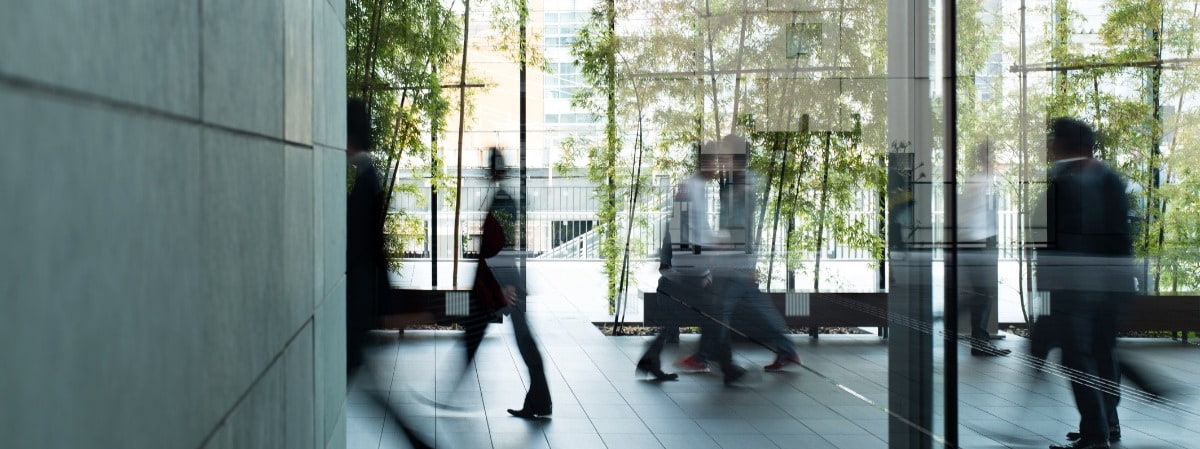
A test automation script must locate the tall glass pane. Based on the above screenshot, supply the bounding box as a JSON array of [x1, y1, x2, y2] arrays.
[[953, 1, 1200, 448]]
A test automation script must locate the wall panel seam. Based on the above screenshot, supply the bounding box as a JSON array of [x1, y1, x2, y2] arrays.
[[316, 275, 346, 310], [0, 73, 317, 150], [192, 315, 316, 449]]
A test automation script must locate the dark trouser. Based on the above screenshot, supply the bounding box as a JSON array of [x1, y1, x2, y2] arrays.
[[460, 296, 550, 409], [640, 276, 697, 367], [642, 273, 740, 374], [347, 267, 430, 449], [699, 276, 796, 359], [509, 298, 551, 408], [957, 246, 998, 347], [1054, 291, 1120, 441], [461, 309, 491, 369], [642, 324, 680, 366]]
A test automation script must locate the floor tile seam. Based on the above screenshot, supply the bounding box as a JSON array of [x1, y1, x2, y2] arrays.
[[538, 311, 636, 409], [458, 349, 500, 448], [521, 304, 626, 434]]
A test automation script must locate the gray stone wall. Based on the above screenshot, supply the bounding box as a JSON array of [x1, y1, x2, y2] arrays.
[[0, 1, 348, 448]]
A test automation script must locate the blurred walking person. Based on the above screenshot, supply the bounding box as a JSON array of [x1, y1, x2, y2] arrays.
[[958, 141, 1010, 356], [1038, 118, 1134, 449], [659, 136, 800, 382], [459, 148, 553, 419], [344, 98, 432, 449]]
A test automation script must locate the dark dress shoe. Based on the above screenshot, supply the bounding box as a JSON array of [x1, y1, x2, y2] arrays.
[[971, 346, 1012, 356], [508, 392, 552, 419], [1066, 426, 1120, 442], [1049, 439, 1109, 449], [723, 365, 748, 386], [636, 358, 679, 381], [507, 407, 552, 419]]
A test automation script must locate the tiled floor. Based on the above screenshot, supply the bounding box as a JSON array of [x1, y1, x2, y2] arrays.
[[351, 269, 1200, 448]]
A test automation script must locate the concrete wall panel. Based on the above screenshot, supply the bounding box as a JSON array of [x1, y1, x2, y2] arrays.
[[320, 146, 347, 302], [286, 0, 315, 144], [202, 0, 285, 137], [224, 360, 287, 449], [286, 322, 317, 449], [0, 1, 200, 116], [313, 286, 347, 448], [313, 1, 347, 149], [2, 1, 346, 448], [200, 130, 287, 399], [0, 87, 213, 449], [286, 145, 317, 331]]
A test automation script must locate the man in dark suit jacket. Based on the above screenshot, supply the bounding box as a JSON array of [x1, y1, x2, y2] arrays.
[[345, 99, 387, 374], [1039, 117, 1134, 449], [345, 98, 432, 449]]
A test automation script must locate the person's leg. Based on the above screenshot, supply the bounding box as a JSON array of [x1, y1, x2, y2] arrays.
[[709, 277, 744, 383], [459, 309, 491, 385], [348, 324, 433, 448], [681, 279, 720, 369], [636, 283, 681, 380], [731, 285, 800, 370], [638, 326, 680, 381], [1029, 313, 1060, 373], [507, 301, 552, 416], [970, 295, 991, 343], [1095, 294, 1122, 435], [1058, 299, 1109, 443], [645, 278, 682, 363], [347, 362, 434, 449]]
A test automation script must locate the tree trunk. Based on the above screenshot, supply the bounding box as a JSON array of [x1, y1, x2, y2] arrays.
[[813, 133, 833, 292], [451, 0, 471, 287]]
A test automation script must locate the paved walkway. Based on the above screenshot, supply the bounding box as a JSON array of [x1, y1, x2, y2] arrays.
[[349, 267, 1200, 449]]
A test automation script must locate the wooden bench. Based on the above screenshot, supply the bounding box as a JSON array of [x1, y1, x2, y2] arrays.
[[1120, 295, 1200, 342], [377, 287, 483, 329], [643, 291, 889, 339], [646, 291, 1200, 341]]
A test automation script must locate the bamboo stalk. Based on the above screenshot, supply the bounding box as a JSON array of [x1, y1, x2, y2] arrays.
[[451, 0, 471, 287]]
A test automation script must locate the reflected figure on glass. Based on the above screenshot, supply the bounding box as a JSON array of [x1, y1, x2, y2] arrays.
[[957, 140, 1010, 356], [1035, 118, 1134, 449], [639, 135, 800, 385]]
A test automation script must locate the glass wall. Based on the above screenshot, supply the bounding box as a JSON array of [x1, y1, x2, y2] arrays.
[[953, 0, 1200, 448], [366, 0, 1198, 447]]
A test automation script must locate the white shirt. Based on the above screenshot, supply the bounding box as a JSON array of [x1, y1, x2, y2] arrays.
[[957, 172, 997, 241]]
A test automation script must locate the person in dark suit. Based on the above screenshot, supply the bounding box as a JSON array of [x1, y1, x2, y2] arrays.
[[460, 147, 552, 419], [1039, 117, 1134, 449], [345, 98, 432, 449]]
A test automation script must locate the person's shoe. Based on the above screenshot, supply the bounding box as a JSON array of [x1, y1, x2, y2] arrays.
[[1066, 426, 1121, 442], [723, 365, 748, 386], [1049, 439, 1109, 449], [507, 407, 552, 419], [636, 358, 679, 381], [508, 392, 552, 419], [970, 345, 1012, 356], [674, 355, 710, 373], [764, 353, 802, 372]]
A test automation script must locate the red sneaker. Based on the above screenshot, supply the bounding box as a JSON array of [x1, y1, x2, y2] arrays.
[[673, 355, 710, 373], [764, 353, 801, 372]]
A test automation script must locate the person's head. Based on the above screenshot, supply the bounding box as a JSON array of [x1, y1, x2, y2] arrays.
[[971, 140, 992, 174], [487, 147, 506, 182], [698, 140, 721, 180], [721, 134, 749, 169], [347, 98, 372, 155], [1047, 117, 1096, 161]]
